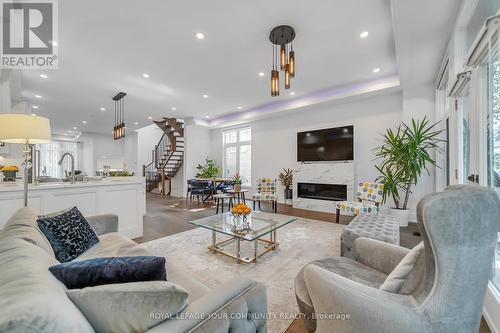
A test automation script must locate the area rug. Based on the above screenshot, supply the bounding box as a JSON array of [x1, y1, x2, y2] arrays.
[[144, 217, 344, 333]]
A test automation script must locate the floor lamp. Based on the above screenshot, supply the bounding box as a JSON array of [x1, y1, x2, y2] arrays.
[[0, 114, 52, 206]]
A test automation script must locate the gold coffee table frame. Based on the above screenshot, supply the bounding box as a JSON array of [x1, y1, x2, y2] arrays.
[[189, 212, 297, 264], [209, 228, 278, 264]]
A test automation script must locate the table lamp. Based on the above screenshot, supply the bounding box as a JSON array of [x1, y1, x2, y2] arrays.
[[0, 114, 52, 206]]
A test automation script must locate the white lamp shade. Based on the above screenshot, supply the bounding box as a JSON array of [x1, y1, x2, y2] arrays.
[[0, 114, 52, 144]]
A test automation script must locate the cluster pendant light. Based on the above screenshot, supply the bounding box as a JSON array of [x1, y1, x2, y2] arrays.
[[270, 25, 296, 96], [113, 92, 127, 140]]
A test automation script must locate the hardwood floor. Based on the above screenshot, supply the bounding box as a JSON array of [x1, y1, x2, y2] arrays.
[[133, 193, 212, 243], [135, 193, 421, 248], [135, 193, 491, 333]]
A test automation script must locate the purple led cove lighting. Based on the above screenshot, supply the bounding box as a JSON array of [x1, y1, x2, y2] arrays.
[[208, 75, 400, 127]]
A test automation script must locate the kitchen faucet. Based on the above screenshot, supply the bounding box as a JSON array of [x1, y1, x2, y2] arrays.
[[58, 153, 75, 184]]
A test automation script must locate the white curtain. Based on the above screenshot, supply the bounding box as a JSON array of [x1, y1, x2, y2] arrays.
[[37, 141, 78, 178]]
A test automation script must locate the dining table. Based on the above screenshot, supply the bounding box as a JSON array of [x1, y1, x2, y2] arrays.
[[195, 177, 231, 202]]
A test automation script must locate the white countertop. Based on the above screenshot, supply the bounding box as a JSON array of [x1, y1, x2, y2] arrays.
[[0, 176, 145, 192]]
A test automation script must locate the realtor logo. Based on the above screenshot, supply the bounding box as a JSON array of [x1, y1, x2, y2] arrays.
[[1, 0, 58, 69]]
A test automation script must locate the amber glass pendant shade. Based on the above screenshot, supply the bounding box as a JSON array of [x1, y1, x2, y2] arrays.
[[114, 123, 126, 140], [271, 70, 276, 96], [285, 64, 291, 89], [289, 50, 295, 78], [280, 45, 286, 71], [272, 70, 280, 96]]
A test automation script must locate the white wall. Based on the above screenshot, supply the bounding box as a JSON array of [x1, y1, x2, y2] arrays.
[[78, 132, 138, 176], [184, 119, 211, 180], [137, 124, 163, 171], [92, 133, 125, 160], [210, 91, 405, 206], [123, 133, 139, 175], [0, 71, 23, 169], [182, 119, 211, 197], [0, 70, 11, 116], [401, 83, 437, 219], [79, 134, 94, 175]]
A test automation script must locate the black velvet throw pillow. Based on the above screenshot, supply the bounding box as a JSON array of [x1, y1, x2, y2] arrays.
[[49, 256, 167, 289], [37, 207, 99, 262]]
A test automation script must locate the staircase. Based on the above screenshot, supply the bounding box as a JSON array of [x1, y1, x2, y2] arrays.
[[143, 118, 184, 195]]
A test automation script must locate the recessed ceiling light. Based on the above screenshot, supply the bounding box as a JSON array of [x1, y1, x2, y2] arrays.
[[205, 115, 210, 119], [237, 106, 242, 110], [31, 113, 36, 116], [171, 107, 176, 111], [289, 91, 295, 95], [32, 105, 39, 109], [142, 73, 150, 78], [34, 94, 42, 99], [82, 120, 87, 124], [203, 94, 208, 98], [258, 72, 265, 77], [148, 116, 153, 120], [134, 122, 139, 125], [100, 107, 106, 111], [196, 32, 204, 40], [73, 127, 77, 130], [373, 68, 380, 73], [39, 74, 48, 79], [360, 31, 369, 39]]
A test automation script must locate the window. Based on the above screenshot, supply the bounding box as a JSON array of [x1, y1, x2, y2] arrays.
[[486, 51, 500, 291], [36, 141, 78, 179], [435, 67, 451, 190], [463, 97, 471, 183], [446, 118, 450, 186], [487, 53, 500, 192], [223, 127, 251, 186]]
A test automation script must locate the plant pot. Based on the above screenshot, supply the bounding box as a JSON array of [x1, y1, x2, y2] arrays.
[[284, 188, 292, 200], [234, 184, 241, 192], [389, 208, 410, 227]]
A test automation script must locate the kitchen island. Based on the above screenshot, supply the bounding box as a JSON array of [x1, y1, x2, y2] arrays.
[[0, 177, 145, 238]]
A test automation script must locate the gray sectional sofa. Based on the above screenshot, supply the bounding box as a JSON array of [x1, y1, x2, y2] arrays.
[[0, 207, 268, 333]]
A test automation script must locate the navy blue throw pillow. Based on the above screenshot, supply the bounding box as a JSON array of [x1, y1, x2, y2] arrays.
[[49, 256, 167, 289], [37, 207, 99, 262]]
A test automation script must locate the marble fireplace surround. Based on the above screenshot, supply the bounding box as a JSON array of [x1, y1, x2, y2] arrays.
[[293, 162, 354, 213]]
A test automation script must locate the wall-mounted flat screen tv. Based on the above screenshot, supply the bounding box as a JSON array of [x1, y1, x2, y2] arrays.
[[297, 126, 354, 162]]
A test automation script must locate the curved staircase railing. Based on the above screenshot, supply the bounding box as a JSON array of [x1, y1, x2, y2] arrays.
[[143, 118, 184, 195]]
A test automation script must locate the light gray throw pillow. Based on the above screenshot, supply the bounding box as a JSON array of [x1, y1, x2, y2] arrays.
[[67, 281, 189, 333], [380, 241, 425, 294]]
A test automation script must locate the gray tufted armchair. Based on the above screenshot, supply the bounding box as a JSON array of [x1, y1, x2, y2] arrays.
[[296, 185, 500, 333]]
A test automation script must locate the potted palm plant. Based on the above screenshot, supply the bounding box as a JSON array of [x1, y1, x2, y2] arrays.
[[374, 116, 442, 226], [279, 168, 293, 201]]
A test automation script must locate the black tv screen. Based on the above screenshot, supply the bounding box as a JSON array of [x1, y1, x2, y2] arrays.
[[297, 126, 354, 162]]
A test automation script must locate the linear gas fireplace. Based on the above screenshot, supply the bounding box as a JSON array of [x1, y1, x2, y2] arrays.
[[297, 182, 347, 202]]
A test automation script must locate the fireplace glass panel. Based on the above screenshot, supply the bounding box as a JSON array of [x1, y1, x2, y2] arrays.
[[297, 183, 347, 201]]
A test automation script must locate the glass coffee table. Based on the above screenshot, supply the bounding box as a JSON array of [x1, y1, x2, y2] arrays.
[[188, 212, 297, 264]]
